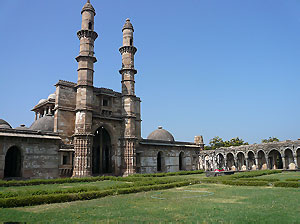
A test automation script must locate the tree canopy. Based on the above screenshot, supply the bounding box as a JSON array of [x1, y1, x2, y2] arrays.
[[262, 137, 279, 143], [204, 136, 249, 150]]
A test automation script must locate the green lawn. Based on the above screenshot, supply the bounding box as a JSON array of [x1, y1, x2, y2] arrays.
[[0, 171, 300, 223], [0, 183, 300, 223]]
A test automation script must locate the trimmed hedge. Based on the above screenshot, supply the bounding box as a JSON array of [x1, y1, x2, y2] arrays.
[[0, 176, 114, 187], [0, 170, 204, 187], [0, 181, 200, 208], [285, 178, 300, 182], [228, 170, 282, 179], [238, 178, 280, 182], [0, 178, 185, 199], [273, 181, 300, 188], [221, 180, 269, 187], [131, 170, 204, 177], [202, 179, 269, 187]]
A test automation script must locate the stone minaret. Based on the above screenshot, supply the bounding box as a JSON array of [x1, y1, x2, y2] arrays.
[[119, 19, 138, 176], [73, 0, 98, 177]]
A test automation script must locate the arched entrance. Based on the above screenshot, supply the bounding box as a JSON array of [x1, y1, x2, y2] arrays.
[[179, 152, 185, 170], [284, 149, 295, 169], [157, 151, 164, 172], [216, 153, 225, 170], [204, 155, 210, 171], [237, 152, 246, 171], [247, 151, 256, 170], [268, 150, 283, 169], [4, 146, 22, 178], [257, 150, 267, 170], [92, 127, 112, 175], [226, 153, 235, 171]]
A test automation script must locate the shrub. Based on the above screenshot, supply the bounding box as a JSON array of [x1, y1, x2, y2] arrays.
[[273, 181, 300, 188]]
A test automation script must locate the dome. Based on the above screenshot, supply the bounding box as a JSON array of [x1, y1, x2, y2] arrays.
[[147, 126, 175, 142], [38, 99, 47, 104], [15, 124, 29, 130], [122, 18, 134, 32], [30, 115, 54, 132], [81, 1, 96, 15], [48, 93, 56, 100], [0, 119, 12, 129]]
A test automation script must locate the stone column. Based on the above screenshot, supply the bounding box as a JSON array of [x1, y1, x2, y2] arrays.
[[282, 156, 286, 169], [255, 157, 259, 170], [245, 156, 249, 170], [293, 153, 298, 169]]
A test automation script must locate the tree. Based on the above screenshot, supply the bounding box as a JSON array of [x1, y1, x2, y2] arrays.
[[204, 136, 248, 150], [209, 136, 225, 150], [225, 137, 249, 147], [262, 137, 279, 143]]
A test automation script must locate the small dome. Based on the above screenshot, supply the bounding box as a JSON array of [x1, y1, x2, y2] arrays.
[[122, 18, 134, 32], [48, 93, 56, 100], [30, 115, 54, 132], [0, 119, 12, 129], [15, 124, 29, 130], [81, 1, 96, 15], [147, 126, 175, 142], [38, 99, 47, 104]]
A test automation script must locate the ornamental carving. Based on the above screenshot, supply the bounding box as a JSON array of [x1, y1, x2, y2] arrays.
[[119, 46, 137, 55], [77, 30, 98, 41]]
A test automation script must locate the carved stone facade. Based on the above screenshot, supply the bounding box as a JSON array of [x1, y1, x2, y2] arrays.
[[0, 1, 202, 179], [200, 141, 300, 171]]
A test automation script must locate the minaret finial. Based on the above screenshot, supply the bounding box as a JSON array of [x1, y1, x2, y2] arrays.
[[87, 0, 90, 3]]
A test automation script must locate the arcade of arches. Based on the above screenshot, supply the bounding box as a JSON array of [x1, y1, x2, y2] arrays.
[[200, 142, 300, 171]]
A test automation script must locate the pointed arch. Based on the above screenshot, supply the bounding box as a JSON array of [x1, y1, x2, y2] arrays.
[[284, 148, 295, 169], [92, 126, 112, 175], [179, 152, 185, 171], [4, 146, 22, 178], [237, 152, 246, 171], [268, 149, 283, 169]]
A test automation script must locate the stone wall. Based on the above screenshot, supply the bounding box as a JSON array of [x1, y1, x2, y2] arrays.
[[137, 141, 200, 173], [0, 131, 60, 179]]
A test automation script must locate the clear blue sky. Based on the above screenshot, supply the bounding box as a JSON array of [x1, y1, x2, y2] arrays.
[[0, 0, 300, 145]]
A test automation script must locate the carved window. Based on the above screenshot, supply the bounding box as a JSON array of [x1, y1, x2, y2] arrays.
[[88, 22, 92, 30], [103, 99, 108, 107], [63, 155, 69, 165], [130, 38, 133, 46]]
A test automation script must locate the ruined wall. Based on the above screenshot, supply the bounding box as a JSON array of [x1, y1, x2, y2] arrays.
[[200, 140, 300, 171], [0, 133, 60, 179]]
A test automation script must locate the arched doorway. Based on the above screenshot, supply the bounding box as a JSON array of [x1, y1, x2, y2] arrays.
[[92, 127, 112, 175], [257, 150, 267, 170], [247, 151, 256, 170], [4, 146, 22, 178], [179, 152, 185, 170], [284, 149, 295, 169], [157, 151, 164, 172], [204, 155, 210, 171], [226, 153, 235, 170], [216, 153, 225, 170], [268, 150, 283, 169], [237, 152, 246, 171]]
